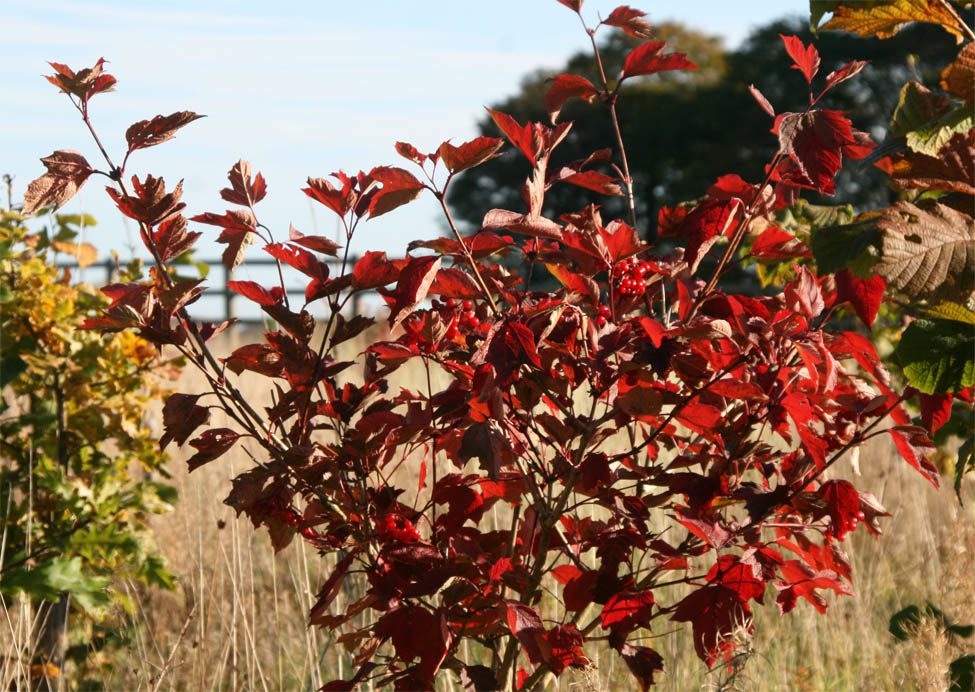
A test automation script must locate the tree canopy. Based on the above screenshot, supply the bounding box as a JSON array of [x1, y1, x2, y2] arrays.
[[446, 17, 957, 240]]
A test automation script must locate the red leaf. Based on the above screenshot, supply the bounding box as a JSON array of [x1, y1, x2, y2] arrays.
[[159, 393, 209, 449], [918, 392, 952, 435], [430, 267, 482, 299], [45, 58, 116, 102], [557, 169, 622, 196], [751, 225, 811, 260], [823, 59, 868, 93], [125, 111, 204, 152], [774, 110, 856, 194], [775, 560, 851, 614], [835, 269, 885, 327], [352, 251, 403, 289], [600, 589, 655, 632], [221, 159, 267, 207], [309, 552, 355, 626], [708, 555, 766, 604], [389, 255, 441, 327], [438, 136, 504, 173], [551, 564, 582, 585], [780, 34, 820, 85], [819, 479, 861, 540], [223, 343, 284, 378], [710, 379, 767, 401], [544, 74, 597, 122], [661, 200, 737, 274], [675, 400, 724, 437], [504, 321, 542, 369], [22, 150, 94, 214], [674, 510, 732, 549], [227, 280, 283, 307], [619, 644, 664, 692], [486, 109, 537, 164], [672, 586, 751, 664], [562, 570, 598, 612], [151, 215, 200, 263], [395, 140, 426, 164], [111, 174, 185, 226], [543, 624, 590, 675], [304, 174, 354, 217], [603, 6, 653, 39], [748, 84, 775, 117], [889, 426, 940, 487], [554, 0, 583, 12], [621, 41, 698, 80], [265, 243, 328, 280], [288, 225, 341, 256], [505, 601, 545, 664], [482, 209, 562, 239], [375, 607, 451, 685], [186, 428, 241, 471], [367, 166, 425, 218]]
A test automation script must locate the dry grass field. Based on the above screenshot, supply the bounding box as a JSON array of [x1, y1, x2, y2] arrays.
[[4, 325, 973, 691]]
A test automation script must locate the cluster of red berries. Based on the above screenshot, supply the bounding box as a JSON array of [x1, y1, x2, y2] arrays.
[[595, 304, 612, 328], [378, 513, 422, 543], [614, 256, 654, 297], [439, 298, 480, 339]]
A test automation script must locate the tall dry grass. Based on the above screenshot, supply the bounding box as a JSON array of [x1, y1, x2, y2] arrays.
[[3, 324, 971, 690]]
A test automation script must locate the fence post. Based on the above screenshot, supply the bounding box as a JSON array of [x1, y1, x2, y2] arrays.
[[225, 264, 234, 321]]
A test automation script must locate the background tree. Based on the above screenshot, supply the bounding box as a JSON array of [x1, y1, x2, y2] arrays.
[[447, 17, 957, 239]]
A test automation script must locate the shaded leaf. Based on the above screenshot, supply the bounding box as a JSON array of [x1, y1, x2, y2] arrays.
[[894, 318, 975, 394]]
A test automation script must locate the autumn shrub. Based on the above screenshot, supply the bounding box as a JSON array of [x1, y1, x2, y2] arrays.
[[0, 210, 179, 687], [20, 1, 973, 689]]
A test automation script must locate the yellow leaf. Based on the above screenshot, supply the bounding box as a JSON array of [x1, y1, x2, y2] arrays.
[[51, 240, 98, 268], [822, 0, 966, 43]]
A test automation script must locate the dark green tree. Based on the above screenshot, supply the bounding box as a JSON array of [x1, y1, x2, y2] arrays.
[[446, 17, 957, 240]]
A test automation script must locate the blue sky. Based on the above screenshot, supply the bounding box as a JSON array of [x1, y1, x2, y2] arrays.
[[4, 0, 808, 267]]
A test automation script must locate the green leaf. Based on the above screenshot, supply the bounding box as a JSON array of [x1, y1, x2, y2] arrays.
[[926, 301, 975, 325], [889, 82, 951, 139], [0, 557, 110, 612], [894, 318, 975, 394], [810, 219, 880, 274], [906, 106, 975, 157]]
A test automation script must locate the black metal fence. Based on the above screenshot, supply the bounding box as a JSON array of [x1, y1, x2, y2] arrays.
[[58, 256, 380, 323]]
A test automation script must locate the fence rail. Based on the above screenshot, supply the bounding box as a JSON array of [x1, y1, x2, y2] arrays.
[[58, 256, 380, 322]]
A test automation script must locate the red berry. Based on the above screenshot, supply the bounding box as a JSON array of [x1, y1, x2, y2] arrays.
[[462, 299, 473, 311], [595, 315, 607, 328], [445, 298, 457, 309]]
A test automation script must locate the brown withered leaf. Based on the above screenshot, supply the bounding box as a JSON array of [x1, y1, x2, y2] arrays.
[[940, 43, 975, 103], [875, 201, 975, 298], [125, 111, 204, 152], [888, 130, 975, 195], [22, 151, 94, 214]]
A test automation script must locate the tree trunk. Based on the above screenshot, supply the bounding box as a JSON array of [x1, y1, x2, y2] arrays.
[[33, 594, 69, 691]]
